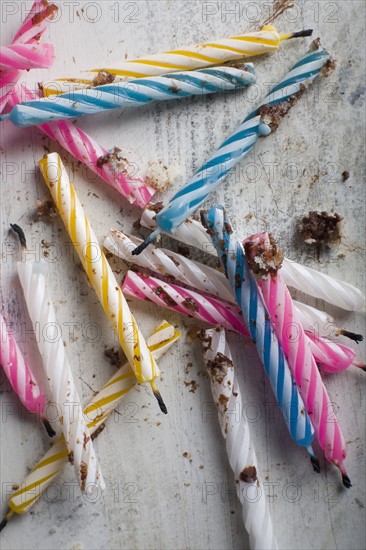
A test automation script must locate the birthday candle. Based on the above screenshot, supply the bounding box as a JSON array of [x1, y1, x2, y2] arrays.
[[201, 207, 317, 465], [133, 40, 331, 254], [293, 300, 363, 343], [2, 65, 256, 127], [122, 267, 358, 376], [13, 229, 104, 493], [39, 153, 164, 411], [0, 313, 54, 436], [8, 85, 156, 208], [103, 229, 235, 304], [140, 206, 365, 311], [106, 228, 360, 370], [0, 0, 58, 112], [0, 43, 54, 70], [0, 322, 180, 527], [244, 232, 351, 486], [122, 270, 249, 337], [41, 25, 312, 95], [200, 328, 278, 550]]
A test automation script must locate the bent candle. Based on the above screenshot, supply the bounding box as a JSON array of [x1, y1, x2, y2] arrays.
[[0, 322, 179, 527], [201, 206, 317, 465], [133, 40, 331, 254], [41, 25, 312, 95], [38, 153, 165, 412], [2, 65, 256, 127]]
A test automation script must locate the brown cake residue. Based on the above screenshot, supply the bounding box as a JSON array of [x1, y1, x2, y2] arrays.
[[182, 298, 199, 312], [104, 346, 121, 367], [244, 234, 284, 278], [35, 199, 57, 220], [92, 71, 116, 87], [153, 286, 177, 307], [300, 211, 343, 245], [96, 147, 136, 177], [258, 85, 308, 134], [32, 3, 58, 26], [239, 465, 258, 483], [80, 462, 88, 492], [207, 352, 233, 385]]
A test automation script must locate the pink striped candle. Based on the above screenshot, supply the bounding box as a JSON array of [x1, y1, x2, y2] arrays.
[[0, 313, 54, 436], [8, 85, 156, 208], [122, 270, 249, 337], [0, 0, 57, 112], [244, 232, 350, 487], [0, 43, 54, 71]]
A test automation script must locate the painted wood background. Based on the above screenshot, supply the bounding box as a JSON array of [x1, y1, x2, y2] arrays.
[[1, 1, 365, 548]]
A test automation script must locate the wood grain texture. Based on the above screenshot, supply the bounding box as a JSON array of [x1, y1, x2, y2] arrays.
[[0, 1, 365, 549]]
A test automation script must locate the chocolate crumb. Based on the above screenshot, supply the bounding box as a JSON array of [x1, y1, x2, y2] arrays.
[[321, 58, 336, 78], [83, 433, 90, 450], [35, 199, 57, 221], [184, 380, 199, 393], [80, 461, 88, 491], [32, 3, 58, 26], [91, 423, 105, 440], [342, 171, 350, 181], [218, 393, 229, 412], [92, 71, 116, 87], [68, 451, 74, 465], [258, 86, 307, 133], [147, 202, 164, 214], [153, 286, 177, 306], [300, 211, 343, 245], [104, 347, 121, 367], [244, 234, 284, 278], [12, 483, 19, 491], [239, 465, 258, 483], [207, 352, 233, 384], [182, 298, 199, 312]]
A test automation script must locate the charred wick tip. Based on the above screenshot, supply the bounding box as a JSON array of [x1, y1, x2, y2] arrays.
[[291, 29, 313, 38], [0, 517, 7, 532], [310, 456, 321, 474], [342, 474, 352, 489], [42, 418, 56, 437], [153, 390, 168, 415], [338, 329, 363, 343], [10, 223, 27, 249], [131, 241, 149, 256]]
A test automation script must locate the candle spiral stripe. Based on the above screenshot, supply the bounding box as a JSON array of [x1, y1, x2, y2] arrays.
[[305, 333, 358, 374], [41, 25, 312, 95], [39, 153, 160, 393], [2, 65, 256, 127], [0, 0, 58, 112], [281, 258, 365, 312], [201, 328, 278, 550], [3, 322, 180, 519], [132, 41, 330, 251], [122, 270, 249, 337], [244, 232, 350, 486], [17, 260, 104, 492], [0, 313, 46, 418], [8, 86, 156, 208], [0, 43, 55, 70], [201, 206, 317, 461], [103, 229, 235, 304], [140, 207, 365, 311], [109, 229, 357, 373]]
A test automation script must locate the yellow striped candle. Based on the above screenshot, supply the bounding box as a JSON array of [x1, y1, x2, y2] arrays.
[[0, 322, 179, 526], [41, 25, 312, 95], [38, 153, 165, 412]]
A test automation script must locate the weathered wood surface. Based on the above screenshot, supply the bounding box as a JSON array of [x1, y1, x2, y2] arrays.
[[0, 1, 365, 549]]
